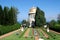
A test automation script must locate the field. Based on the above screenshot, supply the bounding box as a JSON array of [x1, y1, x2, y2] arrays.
[[0, 27, 60, 40]]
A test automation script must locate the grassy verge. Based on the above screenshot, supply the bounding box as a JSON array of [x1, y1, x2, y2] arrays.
[[20, 28, 34, 40], [19, 27, 28, 38], [41, 27, 60, 40], [0, 27, 27, 40], [37, 28, 46, 39], [1, 28, 34, 40], [29, 28, 34, 37]]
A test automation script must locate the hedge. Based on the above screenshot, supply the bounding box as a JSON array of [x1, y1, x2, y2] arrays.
[[0, 23, 20, 35], [49, 24, 60, 32]]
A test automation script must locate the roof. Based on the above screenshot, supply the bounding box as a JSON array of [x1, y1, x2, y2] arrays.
[[29, 7, 37, 14]]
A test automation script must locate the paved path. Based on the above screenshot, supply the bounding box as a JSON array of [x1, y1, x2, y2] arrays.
[[23, 28, 30, 37], [0, 29, 20, 39]]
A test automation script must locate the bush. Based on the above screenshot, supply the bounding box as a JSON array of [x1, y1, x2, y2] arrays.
[[49, 24, 60, 32], [0, 23, 20, 35]]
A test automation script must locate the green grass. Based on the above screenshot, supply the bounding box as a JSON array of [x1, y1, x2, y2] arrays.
[[0, 27, 27, 40], [37, 28, 47, 40], [29, 28, 34, 37], [20, 28, 34, 40], [0, 28, 34, 40], [1, 27, 60, 40], [41, 27, 60, 40], [20, 37, 34, 40]]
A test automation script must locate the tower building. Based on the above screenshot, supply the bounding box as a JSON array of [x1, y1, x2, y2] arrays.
[[28, 7, 37, 27]]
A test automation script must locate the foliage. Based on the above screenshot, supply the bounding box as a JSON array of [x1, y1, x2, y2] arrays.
[[57, 14, 60, 24], [49, 20, 60, 32], [49, 20, 56, 27], [21, 20, 29, 27], [0, 23, 20, 35], [21, 20, 27, 24], [35, 7, 46, 27], [0, 5, 20, 35], [0, 5, 18, 25]]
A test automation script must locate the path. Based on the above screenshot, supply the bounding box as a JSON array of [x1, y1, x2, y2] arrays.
[[40, 29, 49, 39], [0, 29, 20, 39], [23, 28, 30, 37], [50, 30, 60, 34], [33, 29, 39, 40]]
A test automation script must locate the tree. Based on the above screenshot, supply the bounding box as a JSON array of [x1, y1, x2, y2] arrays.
[[35, 7, 46, 27], [21, 20, 29, 27], [21, 20, 27, 24], [3, 7, 9, 25], [0, 5, 3, 25], [49, 20, 56, 27], [8, 7, 18, 25], [0, 5, 18, 25], [57, 14, 60, 24]]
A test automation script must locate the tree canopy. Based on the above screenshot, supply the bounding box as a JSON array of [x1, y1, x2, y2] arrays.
[[0, 5, 18, 25], [35, 7, 46, 27], [57, 14, 60, 24]]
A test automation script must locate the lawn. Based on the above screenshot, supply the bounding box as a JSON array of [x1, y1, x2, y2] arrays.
[[0, 27, 60, 40], [41, 27, 60, 40], [0, 28, 34, 40]]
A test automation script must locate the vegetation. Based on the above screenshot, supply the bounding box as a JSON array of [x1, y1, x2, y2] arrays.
[[0, 23, 20, 35], [0, 5, 20, 35], [35, 7, 46, 27], [21, 20, 29, 27], [0, 5, 18, 25], [1, 28, 34, 40], [48, 14, 60, 32], [57, 14, 60, 24]]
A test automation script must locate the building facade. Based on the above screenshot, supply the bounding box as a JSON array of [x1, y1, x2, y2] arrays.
[[28, 7, 37, 27]]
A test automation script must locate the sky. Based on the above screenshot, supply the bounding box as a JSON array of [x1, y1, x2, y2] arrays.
[[0, 0, 60, 22]]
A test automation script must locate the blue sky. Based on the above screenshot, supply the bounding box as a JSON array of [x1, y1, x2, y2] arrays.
[[0, 0, 60, 22]]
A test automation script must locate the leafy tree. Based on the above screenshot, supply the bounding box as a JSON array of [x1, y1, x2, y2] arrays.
[[0, 5, 18, 25], [35, 7, 46, 27], [8, 7, 18, 25], [21, 20, 29, 27], [3, 7, 9, 25], [0, 5, 3, 25], [57, 14, 60, 24], [49, 20, 56, 27], [22, 20, 27, 24]]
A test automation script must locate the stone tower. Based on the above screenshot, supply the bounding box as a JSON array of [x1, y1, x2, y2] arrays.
[[28, 7, 37, 27]]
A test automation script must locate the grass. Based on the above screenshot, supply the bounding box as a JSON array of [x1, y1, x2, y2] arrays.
[[29, 28, 34, 37], [20, 37, 34, 40], [0, 27, 60, 40], [20, 28, 34, 40], [0, 27, 27, 40], [41, 27, 60, 40], [0, 28, 34, 40], [37, 28, 47, 40]]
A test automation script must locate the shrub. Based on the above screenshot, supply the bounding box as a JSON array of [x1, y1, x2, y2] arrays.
[[0, 23, 20, 35]]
